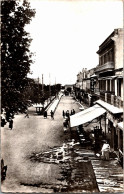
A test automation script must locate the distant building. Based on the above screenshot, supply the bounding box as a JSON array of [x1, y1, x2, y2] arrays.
[[64, 84, 74, 91], [33, 77, 41, 84], [75, 68, 98, 106]]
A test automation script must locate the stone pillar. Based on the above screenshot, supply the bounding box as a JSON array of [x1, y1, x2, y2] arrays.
[[105, 93, 107, 102], [111, 94, 114, 105], [106, 118, 108, 133], [106, 80, 108, 91], [110, 80, 112, 91], [115, 79, 117, 96]]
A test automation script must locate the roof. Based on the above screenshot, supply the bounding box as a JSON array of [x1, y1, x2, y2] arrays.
[[33, 104, 43, 108], [95, 100, 123, 114], [70, 104, 106, 127], [96, 29, 123, 54]]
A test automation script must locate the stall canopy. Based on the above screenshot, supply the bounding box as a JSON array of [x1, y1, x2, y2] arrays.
[[70, 104, 106, 127]]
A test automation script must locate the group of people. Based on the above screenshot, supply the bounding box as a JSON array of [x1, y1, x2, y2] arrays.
[[1, 117, 13, 130], [43, 110, 54, 119], [1, 108, 14, 130], [62, 109, 75, 118], [62, 109, 75, 133]]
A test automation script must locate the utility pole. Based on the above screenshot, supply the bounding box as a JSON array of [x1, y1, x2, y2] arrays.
[[42, 74, 44, 108], [42, 74, 44, 93], [55, 77, 57, 97], [38, 77, 39, 104], [49, 73, 51, 102]]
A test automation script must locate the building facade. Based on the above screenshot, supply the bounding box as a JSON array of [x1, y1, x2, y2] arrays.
[[94, 28, 123, 156], [74, 28, 123, 158], [75, 68, 99, 106]]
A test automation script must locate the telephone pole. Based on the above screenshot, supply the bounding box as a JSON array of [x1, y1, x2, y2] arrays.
[[42, 74, 44, 93], [49, 73, 51, 102]]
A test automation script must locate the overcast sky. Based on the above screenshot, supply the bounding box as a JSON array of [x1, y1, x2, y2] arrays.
[[26, 0, 123, 85]]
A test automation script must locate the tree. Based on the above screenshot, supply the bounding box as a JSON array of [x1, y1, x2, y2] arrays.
[[1, 0, 35, 114]]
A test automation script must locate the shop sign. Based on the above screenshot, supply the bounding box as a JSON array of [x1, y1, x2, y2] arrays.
[[90, 78, 94, 92]]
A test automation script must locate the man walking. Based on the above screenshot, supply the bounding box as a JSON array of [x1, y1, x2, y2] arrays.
[[9, 119, 13, 130], [25, 109, 29, 118], [44, 111, 47, 119], [50, 110, 54, 119]]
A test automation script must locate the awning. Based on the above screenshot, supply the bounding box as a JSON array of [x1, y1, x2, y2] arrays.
[[95, 99, 123, 114], [98, 76, 116, 80], [33, 103, 43, 108], [70, 104, 106, 127], [117, 122, 123, 130]]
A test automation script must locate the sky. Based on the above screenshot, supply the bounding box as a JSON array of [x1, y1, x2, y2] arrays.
[[26, 0, 123, 85]]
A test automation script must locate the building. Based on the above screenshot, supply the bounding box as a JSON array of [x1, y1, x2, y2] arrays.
[[95, 28, 123, 107], [74, 28, 123, 160], [94, 28, 123, 155], [75, 68, 99, 106]]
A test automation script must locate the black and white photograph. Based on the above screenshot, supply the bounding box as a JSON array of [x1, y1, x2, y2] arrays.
[[1, 0, 123, 193]]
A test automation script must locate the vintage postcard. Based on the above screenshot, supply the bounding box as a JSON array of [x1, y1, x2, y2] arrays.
[[1, 0, 123, 193]]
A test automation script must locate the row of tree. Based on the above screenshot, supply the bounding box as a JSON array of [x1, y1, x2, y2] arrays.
[[24, 79, 61, 106]]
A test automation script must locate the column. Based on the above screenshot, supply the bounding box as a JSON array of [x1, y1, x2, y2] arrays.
[[104, 113, 106, 136], [115, 79, 117, 96], [110, 80, 112, 92], [106, 80, 107, 91]]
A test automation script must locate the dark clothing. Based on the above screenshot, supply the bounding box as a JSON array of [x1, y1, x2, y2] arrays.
[[1, 118, 6, 127], [66, 111, 69, 118], [71, 110, 73, 115], [50, 111, 54, 119], [44, 111, 47, 118], [62, 111, 65, 118], [9, 120, 13, 130], [63, 120, 67, 128], [73, 109, 75, 114]]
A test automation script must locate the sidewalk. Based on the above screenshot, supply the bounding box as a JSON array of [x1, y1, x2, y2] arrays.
[[46, 93, 63, 115], [91, 158, 123, 192], [74, 96, 123, 192], [75, 147, 124, 192]]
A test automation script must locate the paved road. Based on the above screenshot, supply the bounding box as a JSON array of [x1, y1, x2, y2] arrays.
[[1, 96, 98, 193]]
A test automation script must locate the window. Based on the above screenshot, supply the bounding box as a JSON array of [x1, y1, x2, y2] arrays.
[[117, 78, 122, 97], [107, 80, 110, 91]]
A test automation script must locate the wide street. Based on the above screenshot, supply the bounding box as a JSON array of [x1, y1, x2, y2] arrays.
[[1, 95, 98, 193]]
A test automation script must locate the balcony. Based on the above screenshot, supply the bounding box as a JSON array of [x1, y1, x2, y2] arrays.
[[99, 91, 123, 109], [95, 62, 114, 73]]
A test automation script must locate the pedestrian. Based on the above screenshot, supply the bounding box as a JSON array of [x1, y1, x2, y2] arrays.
[[62, 110, 65, 118], [1, 117, 6, 127], [44, 111, 47, 119], [1, 159, 4, 170], [71, 110, 73, 115], [73, 109, 75, 114], [25, 109, 29, 118], [66, 110, 69, 118], [63, 118, 67, 133], [101, 141, 110, 160], [9, 119, 13, 130], [50, 110, 54, 119]]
